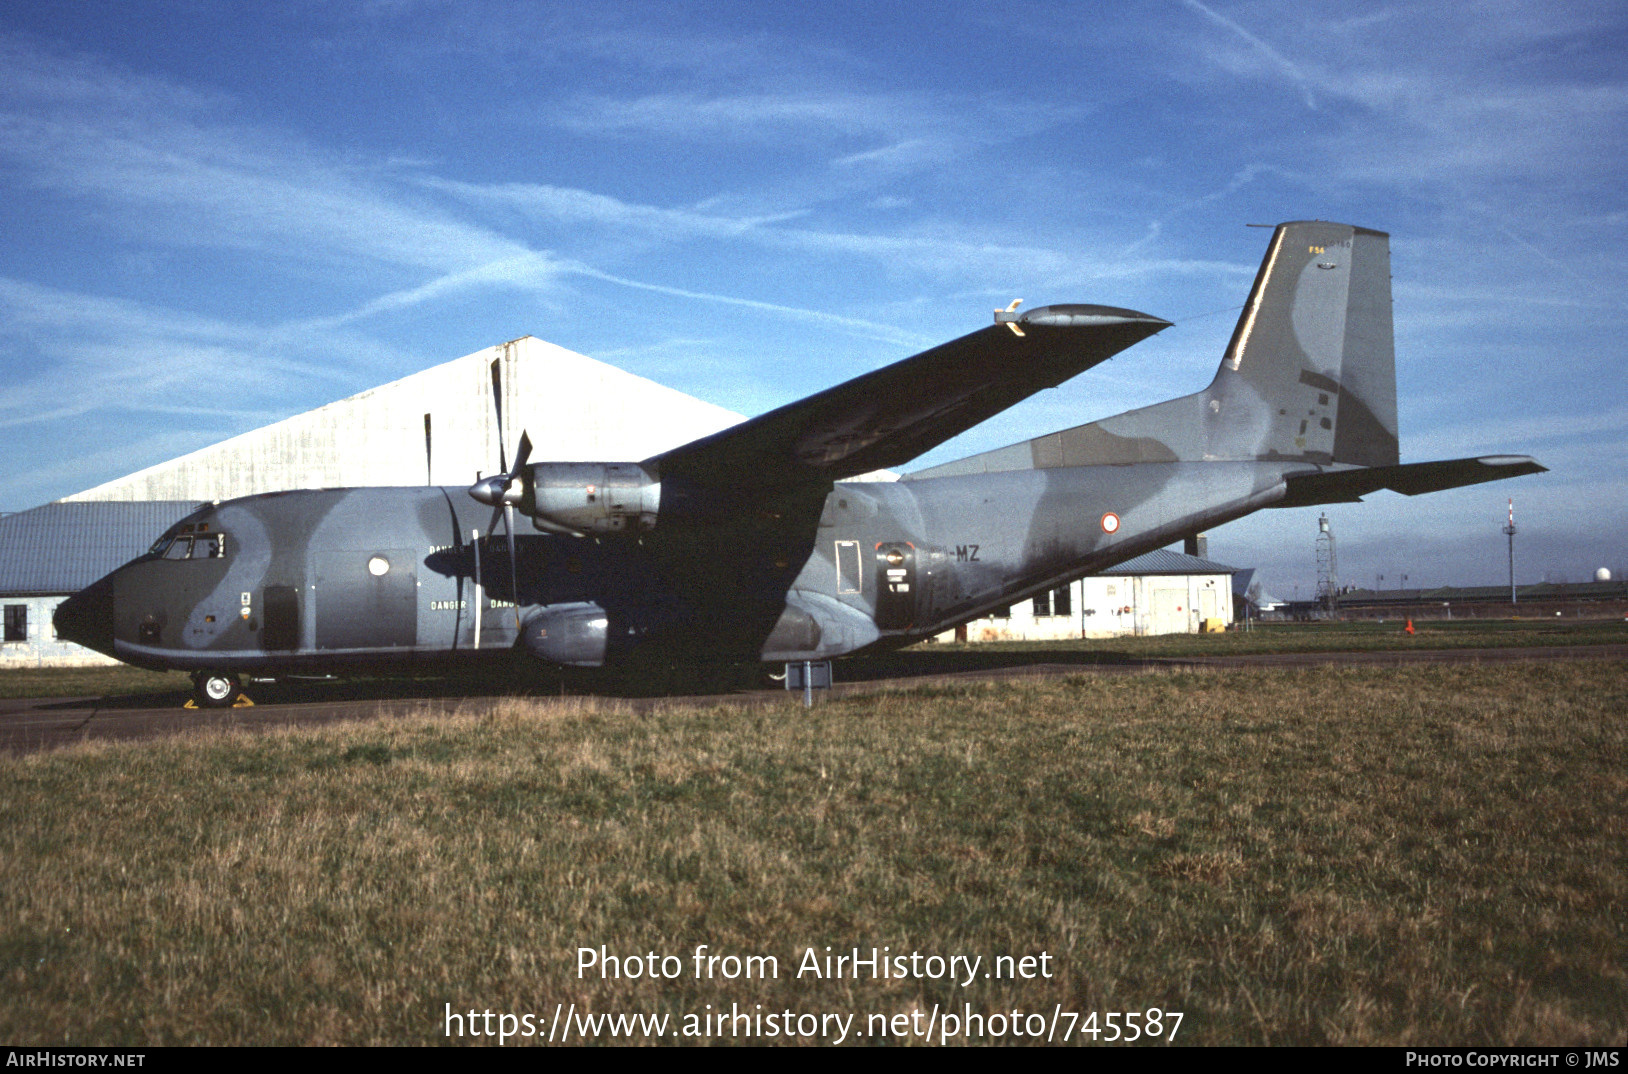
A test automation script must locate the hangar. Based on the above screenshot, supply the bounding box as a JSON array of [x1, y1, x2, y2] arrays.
[[59, 336, 748, 502]]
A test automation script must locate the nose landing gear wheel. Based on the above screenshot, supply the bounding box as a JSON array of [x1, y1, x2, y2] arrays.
[[191, 671, 243, 709]]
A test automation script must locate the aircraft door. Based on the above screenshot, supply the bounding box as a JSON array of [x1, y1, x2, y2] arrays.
[[262, 585, 300, 651], [920, 546, 960, 621], [874, 542, 917, 630], [314, 549, 418, 651]]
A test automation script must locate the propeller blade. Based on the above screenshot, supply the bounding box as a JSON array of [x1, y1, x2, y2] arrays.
[[489, 357, 507, 474], [476, 500, 523, 629], [471, 526, 482, 650], [505, 504, 521, 630], [471, 359, 531, 631], [424, 412, 433, 485]]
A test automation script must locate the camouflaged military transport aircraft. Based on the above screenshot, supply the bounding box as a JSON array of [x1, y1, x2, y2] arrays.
[[56, 222, 1544, 707]]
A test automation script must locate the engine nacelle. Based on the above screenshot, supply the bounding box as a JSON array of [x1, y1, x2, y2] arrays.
[[526, 463, 661, 534], [521, 602, 609, 666]]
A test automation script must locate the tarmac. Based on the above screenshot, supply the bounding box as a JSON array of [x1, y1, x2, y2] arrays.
[[4, 643, 1625, 756]]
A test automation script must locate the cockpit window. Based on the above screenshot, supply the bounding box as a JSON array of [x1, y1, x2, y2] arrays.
[[155, 534, 227, 560]]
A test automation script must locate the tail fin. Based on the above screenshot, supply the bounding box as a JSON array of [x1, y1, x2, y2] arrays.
[[1214, 221, 1397, 466], [908, 221, 1401, 477]]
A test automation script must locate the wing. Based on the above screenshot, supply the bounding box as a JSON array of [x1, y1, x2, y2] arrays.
[[643, 305, 1170, 494], [1277, 455, 1547, 507], [634, 304, 1168, 659]]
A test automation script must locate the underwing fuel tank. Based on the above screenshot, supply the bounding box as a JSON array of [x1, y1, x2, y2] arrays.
[[526, 463, 661, 534]]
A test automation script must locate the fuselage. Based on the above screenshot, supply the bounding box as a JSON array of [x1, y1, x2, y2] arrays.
[[55, 460, 1295, 675]]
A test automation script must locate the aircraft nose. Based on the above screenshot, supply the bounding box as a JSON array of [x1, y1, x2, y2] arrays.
[[54, 575, 116, 658]]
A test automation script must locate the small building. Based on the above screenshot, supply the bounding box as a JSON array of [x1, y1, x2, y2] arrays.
[[1230, 567, 1285, 621], [0, 501, 202, 667], [942, 549, 1239, 642]]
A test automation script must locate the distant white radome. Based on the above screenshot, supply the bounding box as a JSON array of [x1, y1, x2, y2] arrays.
[[1596, 568, 1613, 583]]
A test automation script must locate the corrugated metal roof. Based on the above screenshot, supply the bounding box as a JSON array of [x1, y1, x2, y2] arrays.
[[1100, 548, 1238, 576], [0, 501, 203, 595], [1333, 580, 1628, 604]]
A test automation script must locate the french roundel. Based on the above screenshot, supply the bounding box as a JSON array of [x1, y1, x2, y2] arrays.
[[1100, 512, 1121, 534]]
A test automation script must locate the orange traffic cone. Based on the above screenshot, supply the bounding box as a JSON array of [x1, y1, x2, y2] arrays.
[[1404, 619, 1415, 635]]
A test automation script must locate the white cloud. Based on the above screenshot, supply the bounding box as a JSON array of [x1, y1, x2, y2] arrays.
[[1179, 0, 1320, 108], [563, 264, 930, 349], [1170, 3, 1628, 207], [550, 91, 921, 142], [0, 37, 526, 273], [293, 253, 571, 329], [0, 277, 356, 425]]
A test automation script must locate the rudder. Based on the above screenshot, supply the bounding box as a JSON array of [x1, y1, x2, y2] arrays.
[[1214, 221, 1397, 466]]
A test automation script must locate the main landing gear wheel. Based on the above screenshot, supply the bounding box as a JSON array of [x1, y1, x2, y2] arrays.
[[191, 671, 243, 709]]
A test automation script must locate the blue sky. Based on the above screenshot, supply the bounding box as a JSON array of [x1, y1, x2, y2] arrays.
[[1, 1, 1623, 595]]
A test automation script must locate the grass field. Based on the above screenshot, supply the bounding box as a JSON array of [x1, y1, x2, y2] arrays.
[[2, 659, 1623, 1046], [908, 615, 1628, 659]]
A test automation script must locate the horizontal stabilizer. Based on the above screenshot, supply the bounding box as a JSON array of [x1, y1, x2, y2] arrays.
[[1277, 455, 1547, 507]]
